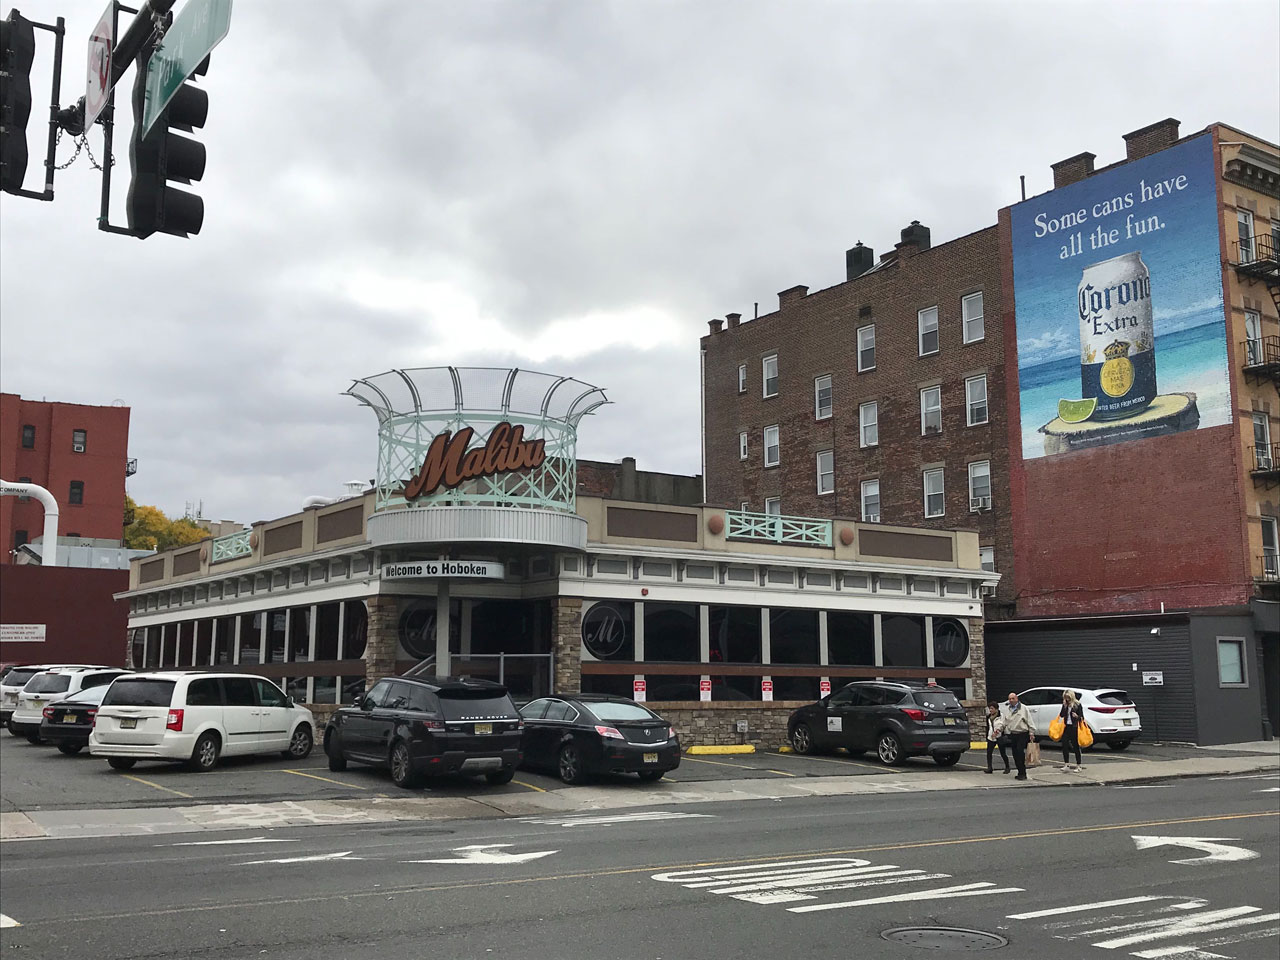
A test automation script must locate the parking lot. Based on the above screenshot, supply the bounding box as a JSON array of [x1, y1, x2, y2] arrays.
[[0, 728, 1251, 814]]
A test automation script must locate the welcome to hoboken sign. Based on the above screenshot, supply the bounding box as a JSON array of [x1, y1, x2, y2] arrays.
[[382, 561, 504, 581]]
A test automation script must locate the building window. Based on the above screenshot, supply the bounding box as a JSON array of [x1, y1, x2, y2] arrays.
[[72, 428, 87, 452], [816, 450, 834, 496], [859, 401, 878, 447], [923, 468, 944, 518], [861, 480, 880, 522], [857, 324, 875, 372], [764, 497, 781, 516], [740, 501, 750, 513], [814, 375, 833, 420], [14, 530, 29, 549], [1263, 517, 1278, 578], [920, 386, 942, 435], [1254, 413, 1272, 469], [739, 431, 748, 460], [962, 291, 984, 344], [1237, 209, 1254, 262], [1244, 310, 1262, 365], [17, 476, 30, 502], [737, 364, 747, 393], [980, 546, 995, 572], [762, 354, 778, 398], [763, 425, 780, 468], [69, 480, 84, 505], [21, 424, 35, 449], [1216, 637, 1247, 686], [968, 460, 991, 510], [966, 375, 989, 426], [918, 306, 939, 356]]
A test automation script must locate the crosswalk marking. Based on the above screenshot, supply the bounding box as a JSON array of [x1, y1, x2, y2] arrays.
[[1131, 947, 1230, 959], [1007, 896, 1164, 919], [1092, 909, 1279, 951], [519, 810, 713, 827], [788, 881, 1024, 913]]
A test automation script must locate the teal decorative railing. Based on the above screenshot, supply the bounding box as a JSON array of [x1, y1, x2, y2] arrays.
[[725, 510, 832, 547], [210, 529, 252, 563]]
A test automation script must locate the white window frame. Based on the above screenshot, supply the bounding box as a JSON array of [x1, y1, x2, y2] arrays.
[[737, 364, 747, 393], [739, 431, 749, 461], [860, 479, 880, 522], [1216, 637, 1248, 687], [1237, 209, 1255, 262], [968, 460, 991, 510], [1244, 309, 1262, 365], [764, 497, 781, 516], [966, 375, 988, 426], [979, 546, 995, 572], [814, 374, 833, 420], [740, 501, 750, 513], [920, 385, 942, 435], [1263, 516, 1278, 579], [918, 306, 939, 356], [859, 400, 878, 448], [816, 450, 834, 496], [857, 324, 876, 372], [962, 291, 984, 344], [923, 467, 945, 518], [762, 354, 779, 398], [1254, 413, 1272, 469], [763, 424, 780, 468]]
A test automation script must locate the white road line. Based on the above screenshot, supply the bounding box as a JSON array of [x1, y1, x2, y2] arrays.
[[655, 858, 867, 886], [165, 836, 299, 846], [520, 811, 713, 827], [240, 851, 360, 865], [787, 881, 1024, 913], [1007, 896, 1164, 919], [0, 914, 20, 928], [1208, 773, 1279, 781], [1131, 947, 1230, 959], [1092, 908, 1279, 950], [1256, 787, 1280, 793]]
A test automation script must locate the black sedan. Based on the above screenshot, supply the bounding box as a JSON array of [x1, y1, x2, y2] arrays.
[[519, 694, 680, 784], [39, 685, 110, 755]]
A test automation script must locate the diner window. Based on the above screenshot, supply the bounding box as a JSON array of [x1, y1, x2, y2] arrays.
[[962, 292, 984, 343], [923, 468, 945, 518], [859, 401, 878, 447], [816, 450, 834, 496], [737, 363, 747, 393], [762, 354, 778, 398], [861, 479, 880, 522], [814, 374, 833, 420], [966, 375, 988, 425], [69, 480, 84, 505], [857, 324, 876, 371], [763, 424, 780, 467], [920, 386, 942, 435], [918, 306, 939, 355]]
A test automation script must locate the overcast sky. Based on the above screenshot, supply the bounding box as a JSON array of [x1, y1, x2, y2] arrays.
[[2, 0, 1277, 526]]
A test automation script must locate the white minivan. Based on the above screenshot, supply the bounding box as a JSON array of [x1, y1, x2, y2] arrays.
[[90, 672, 315, 771]]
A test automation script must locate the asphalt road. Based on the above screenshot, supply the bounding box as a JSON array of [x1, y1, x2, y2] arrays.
[[2, 772, 1277, 959]]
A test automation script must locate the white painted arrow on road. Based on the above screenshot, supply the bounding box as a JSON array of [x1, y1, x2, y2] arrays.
[[242, 851, 361, 865], [407, 844, 558, 865], [167, 836, 299, 846], [1131, 836, 1259, 865]]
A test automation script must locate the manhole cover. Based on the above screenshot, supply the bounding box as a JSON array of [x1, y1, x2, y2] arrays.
[[881, 926, 1008, 951]]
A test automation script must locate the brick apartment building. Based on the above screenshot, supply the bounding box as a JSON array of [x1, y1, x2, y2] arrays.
[[701, 221, 1013, 607], [0, 393, 134, 561]]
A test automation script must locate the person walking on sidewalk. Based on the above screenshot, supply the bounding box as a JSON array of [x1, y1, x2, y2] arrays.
[[1058, 690, 1085, 772], [1003, 692, 1038, 781], [985, 702, 1010, 775]]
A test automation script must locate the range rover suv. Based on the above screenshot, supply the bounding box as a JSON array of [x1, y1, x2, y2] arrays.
[[324, 676, 523, 789]]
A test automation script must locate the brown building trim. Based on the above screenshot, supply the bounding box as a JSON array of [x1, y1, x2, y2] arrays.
[[172, 550, 201, 576], [858, 529, 955, 563], [263, 521, 304, 556], [606, 506, 699, 542], [316, 505, 365, 543]]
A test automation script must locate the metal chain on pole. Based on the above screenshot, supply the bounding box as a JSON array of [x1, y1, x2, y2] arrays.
[[52, 126, 114, 173]]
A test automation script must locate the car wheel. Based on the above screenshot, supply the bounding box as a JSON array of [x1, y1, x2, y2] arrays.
[[189, 732, 221, 772], [25, 733, 42, 745], [284, 724, 313, 760], [933, 752, 962, 768], [790, 722, 815, 755], [325, 732, 347, 771], [558, 743, 586, 785], [485, 768, 515, 786], [636, 770, 664, 783], [876, 732, 905, 766], [57, 743, 83, 755], [389, 740, 421, 789], [107, 757, 136, 770], [1107, 740, 1132, 751]]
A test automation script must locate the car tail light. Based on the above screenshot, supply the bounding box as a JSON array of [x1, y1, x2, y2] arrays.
[[42, 706, 55, 719], [1089, 706, 1119, 714], [595, 725, 624, 740], [668, 726, 676, 739], [421, 719, 446, 731], [166, 709, 184, 732], [89, 708, 97, 728], [901, 708, 927, 721]]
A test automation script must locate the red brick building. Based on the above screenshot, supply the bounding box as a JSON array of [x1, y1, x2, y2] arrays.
[[0, 393, 133, 562]]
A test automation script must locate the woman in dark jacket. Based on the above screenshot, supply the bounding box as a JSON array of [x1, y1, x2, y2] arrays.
[[1059, 690, 1085, 772], [985, 702, 1010, 775]]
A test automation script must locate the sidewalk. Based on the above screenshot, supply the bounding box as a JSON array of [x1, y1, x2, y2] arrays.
[[4, 749, 1275, 842]]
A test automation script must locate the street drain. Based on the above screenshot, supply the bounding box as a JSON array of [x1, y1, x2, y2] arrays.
[[880, 926, 1008, 951]]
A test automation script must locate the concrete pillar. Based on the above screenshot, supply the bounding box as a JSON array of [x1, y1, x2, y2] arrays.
[[436, 580, 451, 676], [634, 601, 645, 661], [552, 597, 583, 694]]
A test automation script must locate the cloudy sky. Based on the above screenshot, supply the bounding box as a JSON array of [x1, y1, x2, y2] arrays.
[[2, 0, 1277, 525]]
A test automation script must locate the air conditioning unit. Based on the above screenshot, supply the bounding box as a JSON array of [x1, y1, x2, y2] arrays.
[[72, 442, 86, 453], [865, 513, 880, 523], [925, 424, 941, 435], [970, 496, 991, 512], [980, 584, 996, 597]]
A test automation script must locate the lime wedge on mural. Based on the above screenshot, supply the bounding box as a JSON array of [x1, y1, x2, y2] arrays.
[[1057, 398, 1097, 423]]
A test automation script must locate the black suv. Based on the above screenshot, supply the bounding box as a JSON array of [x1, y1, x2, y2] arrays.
[[324, 676, 523, 788], [787, 681, 970, 767]]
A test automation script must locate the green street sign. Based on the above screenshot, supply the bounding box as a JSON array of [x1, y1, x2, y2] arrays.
[[141, 0, 233, 137]]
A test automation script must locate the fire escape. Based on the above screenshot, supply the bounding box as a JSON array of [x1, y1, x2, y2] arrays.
[[1235, 234, 1280, 391]]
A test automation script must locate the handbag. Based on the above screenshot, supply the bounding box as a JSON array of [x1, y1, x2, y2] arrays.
[[1026, 741, 1042, 767], [1048, 716, 1065, 741], [1078, 720, 1094, 749]]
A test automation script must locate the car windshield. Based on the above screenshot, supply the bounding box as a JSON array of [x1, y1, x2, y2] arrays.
[[438, 693, 514, 719], [102, 679, 176, 707], [1096, 690, 1133, 706], [4, 668, 41, 688], [26, 673, 71, 694], [913, 690, 962, 711], [62, 685, 110, 704], [588, 701, 658, 723]]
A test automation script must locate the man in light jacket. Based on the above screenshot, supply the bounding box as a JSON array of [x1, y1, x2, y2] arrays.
[[1003, 692, 1038, 781]]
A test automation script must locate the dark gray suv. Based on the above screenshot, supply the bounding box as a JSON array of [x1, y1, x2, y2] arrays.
[[787, 681, 970, 766]]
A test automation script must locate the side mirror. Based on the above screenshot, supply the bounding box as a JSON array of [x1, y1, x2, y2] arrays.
[[285, 696, 295, 709], [360, 696, 375, 712]]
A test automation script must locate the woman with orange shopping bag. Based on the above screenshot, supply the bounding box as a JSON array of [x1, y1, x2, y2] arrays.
[[1058, 690, 1086, 772]]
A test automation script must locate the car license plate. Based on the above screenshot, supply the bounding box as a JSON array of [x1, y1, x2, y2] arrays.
[[643, 753, 658, 764], [1122, 719, 1133, 726], [474, 723, 492, 735], [62, 715, 77, 724], [120, 718, 137, 729], [943, 718, 957, 726]]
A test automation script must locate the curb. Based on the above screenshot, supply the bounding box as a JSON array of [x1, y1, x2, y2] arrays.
[[687, 745, 756, 755]]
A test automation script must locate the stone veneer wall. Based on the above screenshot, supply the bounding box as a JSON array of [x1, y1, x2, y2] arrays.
[[552, 597, 583, 695], [365, 595, 400, 683]]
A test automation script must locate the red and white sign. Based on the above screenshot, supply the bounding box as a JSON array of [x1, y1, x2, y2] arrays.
[[699, 678, 712, 701], [633, 679, 646, 702], [761, 679, 774, 702], [84, 2, 114, 128], [819, 679, 832, 696]]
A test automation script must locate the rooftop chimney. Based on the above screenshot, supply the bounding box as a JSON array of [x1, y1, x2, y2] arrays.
[[894, 221, 931, 259], [778, 285, 809, 308], [708, 318, 723, 335], [846, 242, 875, 279], [1052, 151, 1096, 188], [726, 312, 742, 328], [1123, 118, 1181, 162]]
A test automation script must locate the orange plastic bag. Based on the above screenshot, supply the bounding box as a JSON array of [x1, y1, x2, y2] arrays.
[[1078, 720, 1094, 748], [1049, 717, 1065, 741]]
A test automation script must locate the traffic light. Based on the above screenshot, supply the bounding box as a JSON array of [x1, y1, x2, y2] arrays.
[[0, 9, 36, 195], [126, 44, 209, 238]]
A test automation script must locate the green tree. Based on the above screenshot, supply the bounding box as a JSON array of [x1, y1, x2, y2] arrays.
[[124, 498, 208, 550]]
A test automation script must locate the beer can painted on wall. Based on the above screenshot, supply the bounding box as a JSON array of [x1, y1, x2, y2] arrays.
[[1078, 251, 1157, 419]]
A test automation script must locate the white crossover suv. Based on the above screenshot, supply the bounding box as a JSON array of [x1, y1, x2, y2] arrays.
[[1015, 686, 1143, 750], [90, 672, 315, 771], [2, 664, 109, 728], [9, 667, 128, 743]]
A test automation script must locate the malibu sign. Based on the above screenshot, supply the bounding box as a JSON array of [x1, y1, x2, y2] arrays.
[[403, 422, 546, 500]]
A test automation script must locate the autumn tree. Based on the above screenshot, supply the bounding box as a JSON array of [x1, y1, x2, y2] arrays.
[[124, 496, 208, 551]]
